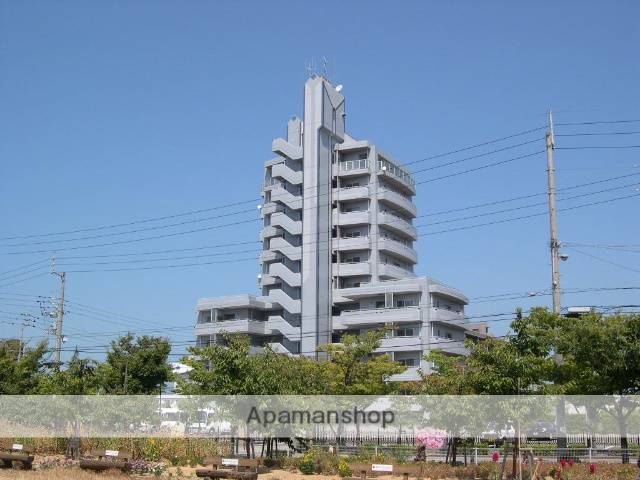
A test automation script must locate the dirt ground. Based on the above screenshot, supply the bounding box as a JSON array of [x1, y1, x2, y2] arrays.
[[0, 468, 348, 479]]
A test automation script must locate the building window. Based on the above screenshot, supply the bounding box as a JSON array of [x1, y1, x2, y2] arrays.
[[395, 327, 416, 337], [396, 299, 417, 308], [375, 301, 385, 309], [397, 358, 416, 367]]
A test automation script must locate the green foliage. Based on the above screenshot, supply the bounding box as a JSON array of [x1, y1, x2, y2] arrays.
[[298, 456, 316, 475], [337, 459, 352, 477], [556, 312, 640, 395], [318, 328, 404, 394], [0, 341, 48, 394], [37, 349, 99, 394], [94, 334, 173, 394], [182, 329, 401, 395]]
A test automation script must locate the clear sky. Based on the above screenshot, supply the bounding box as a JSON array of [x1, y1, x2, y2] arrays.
[[1, 1, 639, 361]]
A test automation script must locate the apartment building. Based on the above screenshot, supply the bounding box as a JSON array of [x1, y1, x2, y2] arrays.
[[195, 76, 485, 381]]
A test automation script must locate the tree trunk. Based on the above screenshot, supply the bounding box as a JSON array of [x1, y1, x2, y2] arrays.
[[451, 438, 458, 466], [618, 418, 629, 464]]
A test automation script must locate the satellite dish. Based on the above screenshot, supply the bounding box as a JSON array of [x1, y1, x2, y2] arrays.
[[335, 84, 343, 93]]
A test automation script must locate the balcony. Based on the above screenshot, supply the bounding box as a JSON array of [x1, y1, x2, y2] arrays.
[[334, 159, 370, 177], [334, 261, 371, 277], [333, 306, 421, 327], [271, 212, 302, 235], [332, 210, 370, 226], [332, 236, 370, 251], [267, 342, 295, 355], [266, 315, 301, 340], [389, 367, 421, 382], [267, 262, 301, 287], [377, 211, 417, 240], [378, 237, 418, 264], [260, 226, 279, 240], [272, 162, 303, 185], [378, 263, 415, 280], [430, 307, 466, 324], [272, 138, 303, 160], [377, 159, 416, 195], [333, 186, 369, 202], [260, 202, 278, 215], [267, 289, 301, 314], [270, 186, 302, 210], [378, 336, 423, 352], [269, 236, 302, 261], [195, 319, 267, 336], [377, 189, 417, 218], [430, 337, 468, 355]]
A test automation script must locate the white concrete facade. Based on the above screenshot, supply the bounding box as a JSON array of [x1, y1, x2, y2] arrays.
[[195, 77, 485, 380]]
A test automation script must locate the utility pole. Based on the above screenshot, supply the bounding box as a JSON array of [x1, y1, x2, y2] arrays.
[[546, 111, 561, 314], [17, 314, 37, 361], [546, 112, 567, 459], [51, 257, 66, 368]]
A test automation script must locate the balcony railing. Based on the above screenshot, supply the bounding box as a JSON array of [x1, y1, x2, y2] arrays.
[[378, 158, 415, 186], [339, 159, 369, 171]]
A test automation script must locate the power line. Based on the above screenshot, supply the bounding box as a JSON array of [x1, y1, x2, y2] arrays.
[[555, 119, 640, 126], [555, 131, 640, 137], [556, 145, 640, 150], [35, 191, 640, 272], [0, 258, 49, 278], [565, 247, 640, 275], [1, 125, 546, 243], [403, 125, 545, 166], [0, 207, 258, 248], [0, 198, 262, 241], [421, 192, 640, 237]]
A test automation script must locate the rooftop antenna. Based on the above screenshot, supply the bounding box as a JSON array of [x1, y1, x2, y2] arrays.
[[305, 58, 317, 78]]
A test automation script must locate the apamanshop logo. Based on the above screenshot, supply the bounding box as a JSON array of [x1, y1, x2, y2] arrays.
[[247, 406, 395, 428]]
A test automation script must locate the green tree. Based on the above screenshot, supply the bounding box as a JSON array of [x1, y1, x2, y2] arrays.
[[0, 340, 49, 394], [181, 333, 330, 395], [556, 312, 640, 462], [38, 348, 98, 394], [318, 329, 404, 395], [95, 334, 172, 394]]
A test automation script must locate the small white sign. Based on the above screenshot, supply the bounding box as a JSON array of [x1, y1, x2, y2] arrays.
[[222, 458, 240, 466], [12, 444, 23, 451], [105, 450, 119, 457], [372, 464, 393, 473]]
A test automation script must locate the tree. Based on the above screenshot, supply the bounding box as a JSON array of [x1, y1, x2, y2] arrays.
[[556, 312, 640, 463], [94, 334, 172, 394], [318, 329, 404, 395], [38, 348, 99, 394], [0, 341, 48, 394]]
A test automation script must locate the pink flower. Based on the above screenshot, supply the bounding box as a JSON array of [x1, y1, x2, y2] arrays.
[[589, 464, 596, 474], [560, 459, 567, 468], [492, 451, 500, 462], [568, 459, 574, 467], [415, 429, 446, 449]]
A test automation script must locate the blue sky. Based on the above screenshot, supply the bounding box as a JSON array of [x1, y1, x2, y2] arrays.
[[1, 1, 639, 360]]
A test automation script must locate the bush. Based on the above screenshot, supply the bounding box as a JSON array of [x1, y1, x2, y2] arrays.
[[299, 457, 316, 475], [338, 459, 353, 478]]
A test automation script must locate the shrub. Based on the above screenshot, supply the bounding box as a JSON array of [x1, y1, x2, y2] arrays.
[[299, 457, 316, 475], [338, 459, 353, 478]]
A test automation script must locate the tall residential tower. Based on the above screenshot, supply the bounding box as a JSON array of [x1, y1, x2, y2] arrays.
[[195, 76, 486, 380]]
